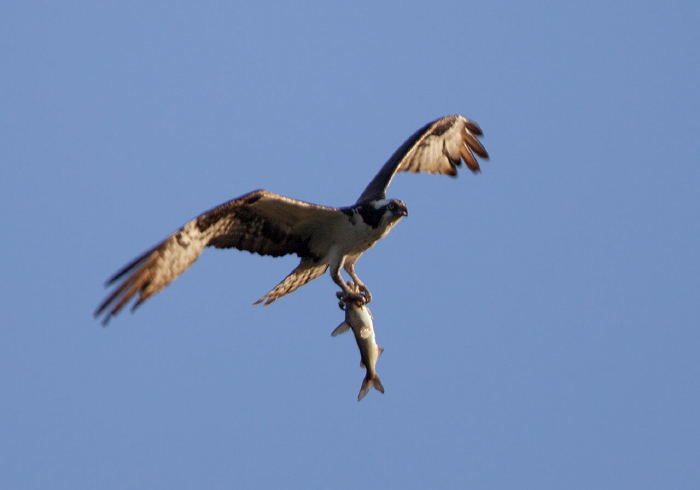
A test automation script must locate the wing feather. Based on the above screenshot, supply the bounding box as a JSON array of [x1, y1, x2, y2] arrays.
[[95, 190, 340, 324], [356, 115, 489, 203]]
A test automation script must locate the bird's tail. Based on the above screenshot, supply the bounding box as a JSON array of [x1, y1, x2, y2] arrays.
[[253, 260, 328, 306], [358, 373, 384, 401]]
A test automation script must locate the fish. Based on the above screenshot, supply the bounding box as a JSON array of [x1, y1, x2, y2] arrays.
[[332, 292, 385, 401]]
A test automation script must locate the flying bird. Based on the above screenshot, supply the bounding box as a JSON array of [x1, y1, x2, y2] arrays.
[[95, 115, 489, 325]]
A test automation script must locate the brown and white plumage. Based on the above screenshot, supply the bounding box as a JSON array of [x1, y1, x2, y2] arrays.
[[95, 114, 488, 324], [95, 190, 341, 324], [356, 115, 488, 203]]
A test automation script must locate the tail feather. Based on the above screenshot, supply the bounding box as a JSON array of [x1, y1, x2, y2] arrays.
[[254, 259, 328, 306], [357, 374, 384, 401]]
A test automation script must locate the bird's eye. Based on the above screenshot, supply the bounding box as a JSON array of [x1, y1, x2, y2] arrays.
[[388, 203, 396, 210]]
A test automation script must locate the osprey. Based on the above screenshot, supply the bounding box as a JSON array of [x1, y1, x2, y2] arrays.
[[95, 115, 488, 325]]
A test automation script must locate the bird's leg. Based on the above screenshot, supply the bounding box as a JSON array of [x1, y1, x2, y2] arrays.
[[330, 261, 365, 306], [343, 260, 372, 304]]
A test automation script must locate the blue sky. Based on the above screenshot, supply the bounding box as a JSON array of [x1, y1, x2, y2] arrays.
[[2, 1, 699, 488]]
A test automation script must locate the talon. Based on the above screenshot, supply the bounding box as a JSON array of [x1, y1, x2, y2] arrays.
[[335, 281, 370, 308], [357, 284, 372, 304], [336, 291, 347, 310], [343, 291, 367, 305]]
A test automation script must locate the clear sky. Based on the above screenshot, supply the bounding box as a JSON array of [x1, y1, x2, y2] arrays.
[[2, 1, 699, 488]]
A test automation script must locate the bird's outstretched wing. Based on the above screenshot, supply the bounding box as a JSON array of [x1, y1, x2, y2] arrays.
[[95, 190, 339, 325], [356, 115, 489, 203]]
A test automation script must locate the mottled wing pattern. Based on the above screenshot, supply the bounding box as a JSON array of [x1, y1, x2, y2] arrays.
[[95, 190, 340, 324], [356, 115, 489, 203], [94, 220, 210, 325], [253, 257, 329, 306]]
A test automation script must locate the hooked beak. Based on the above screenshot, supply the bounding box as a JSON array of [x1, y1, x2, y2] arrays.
[[397, 205, 408, 217]]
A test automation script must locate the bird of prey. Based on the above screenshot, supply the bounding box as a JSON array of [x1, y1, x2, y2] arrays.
[[95, 114, 488, 325]]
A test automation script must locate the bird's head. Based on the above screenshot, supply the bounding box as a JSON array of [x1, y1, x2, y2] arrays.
[[351, 198, 408, 230], [372, 198, 408, 222]]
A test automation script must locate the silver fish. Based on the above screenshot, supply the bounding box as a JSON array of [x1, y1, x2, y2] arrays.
[[332, 295, 384, 401]]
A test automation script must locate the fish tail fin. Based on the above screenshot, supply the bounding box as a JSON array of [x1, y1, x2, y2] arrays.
[[357, 374, 384, 401], [373, 374, 385, 394]]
